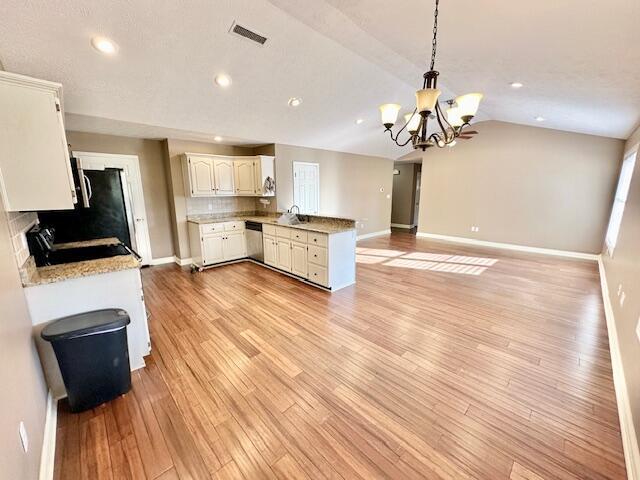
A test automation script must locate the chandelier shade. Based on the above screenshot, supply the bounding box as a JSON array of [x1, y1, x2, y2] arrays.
[[379, 103, 401, 128], [379, 0, 482, 150]]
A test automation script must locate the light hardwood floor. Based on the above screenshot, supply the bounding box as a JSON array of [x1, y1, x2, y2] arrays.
[[54, 232, 627, 479]]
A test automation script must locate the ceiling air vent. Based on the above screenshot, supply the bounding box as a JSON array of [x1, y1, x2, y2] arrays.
[[229, 21, 268, 46]]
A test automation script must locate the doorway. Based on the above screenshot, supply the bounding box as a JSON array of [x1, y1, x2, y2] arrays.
[[390, 162, 421, 234], [293, 161, 320, 214], [73, 152, 153, 265]]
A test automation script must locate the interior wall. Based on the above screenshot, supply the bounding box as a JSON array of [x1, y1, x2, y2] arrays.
[[274, 144, 393, 236], [601, 123, 640, 444], [391, 163, 419, 227], [417, 120, 624, 253], [0, 197, 48, 480], [163, 139, 254, 260], [65, 131, 174, 259]]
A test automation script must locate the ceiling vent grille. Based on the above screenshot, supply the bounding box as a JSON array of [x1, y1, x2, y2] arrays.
[[229, 22, 268, 46]]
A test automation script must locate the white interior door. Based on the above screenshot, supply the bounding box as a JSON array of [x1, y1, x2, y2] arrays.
[[73, 151, 153, 266], [293, 162, 320, 214]]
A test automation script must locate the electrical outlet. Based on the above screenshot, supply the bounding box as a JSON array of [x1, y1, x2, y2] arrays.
[[620, 291, 626, 307], [19, 421, 28, 453], [470, 226, 480, 232]]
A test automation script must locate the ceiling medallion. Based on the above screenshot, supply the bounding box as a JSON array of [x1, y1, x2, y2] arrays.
[[379, 0, 483, 151]]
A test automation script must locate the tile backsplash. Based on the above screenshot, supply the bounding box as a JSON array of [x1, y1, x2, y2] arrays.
[[7, 211, 38, 267], [186, 196, 258, 216]]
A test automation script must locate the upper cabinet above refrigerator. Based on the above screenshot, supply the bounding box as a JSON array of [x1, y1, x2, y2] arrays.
[[0, 71, 77, 211]]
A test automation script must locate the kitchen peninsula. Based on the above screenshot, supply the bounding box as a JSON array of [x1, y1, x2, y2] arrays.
[[188, 212, 356, 291]]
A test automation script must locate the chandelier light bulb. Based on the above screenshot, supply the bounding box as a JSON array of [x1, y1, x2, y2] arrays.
[[379, 104, 401, 128], [446, 107, 463, 128], [455, 93, 483, 121], [404, 113, 421, 133], [416, 88, 441, 113]]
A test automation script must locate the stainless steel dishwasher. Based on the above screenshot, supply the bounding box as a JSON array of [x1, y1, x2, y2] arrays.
[[245, 221, 264, 262]]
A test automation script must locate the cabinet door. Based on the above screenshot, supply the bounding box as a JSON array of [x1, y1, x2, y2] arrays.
[[223, 231, 246, 261], [276, 239, 292, 272], [263, 235, 277, 266], [291, 241, 308, 278], [214, 159, 235, 195], [234, 160, 256, 195], [0, 75, 76, 211], [202, 234, 224, 265], [189, 156, 215, 196]]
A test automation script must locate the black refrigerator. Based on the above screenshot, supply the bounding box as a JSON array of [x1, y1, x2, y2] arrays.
[[38, 167, 133, 248]]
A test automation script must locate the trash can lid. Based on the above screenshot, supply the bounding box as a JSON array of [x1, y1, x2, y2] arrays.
[[41, 309, 130, 342]]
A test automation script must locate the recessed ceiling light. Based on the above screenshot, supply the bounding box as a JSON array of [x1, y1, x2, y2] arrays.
[[535, 116, 545, 122], [214, 136, 223, 142], [214, 74, 232, 88], [91, 37, 117, 55], [510, 82, 524, 89], [355, 118, 364, 125], [288, 97, 302, 107]]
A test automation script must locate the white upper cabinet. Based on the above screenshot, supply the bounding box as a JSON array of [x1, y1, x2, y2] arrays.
[[213, 158, 235, 195], [234, 158, 257, 195], [187, 155, 215, 196], [0, 71, 77, 211], [254, 155, 275, 197], [183, 153, 274, 198]]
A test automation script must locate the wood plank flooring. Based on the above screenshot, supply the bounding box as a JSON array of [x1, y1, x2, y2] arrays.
[[54, 232, 627, 479]]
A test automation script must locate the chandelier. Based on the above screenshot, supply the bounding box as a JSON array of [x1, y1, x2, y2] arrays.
[[379, 0, 483, 151]]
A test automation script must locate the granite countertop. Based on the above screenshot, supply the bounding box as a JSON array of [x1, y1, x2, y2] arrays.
[[187, 213, 356, 234], [22, 238, 141, 288]]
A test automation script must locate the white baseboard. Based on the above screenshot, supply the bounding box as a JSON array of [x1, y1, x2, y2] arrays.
[[38, 390, 57, 480], [174, 256, 193, 266], [598, 258, 639, 480], [390, 223, 415, 229], [415, 232, 599, 261], [149, 256, 174, 266], [357, 229, 391, 241]]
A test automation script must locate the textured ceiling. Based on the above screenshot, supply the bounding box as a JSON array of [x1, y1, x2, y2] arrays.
[[1, 0, 638, 160]]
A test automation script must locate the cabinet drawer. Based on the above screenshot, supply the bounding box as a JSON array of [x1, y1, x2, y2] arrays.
[[224, 221, 245, 231], [307, 245, 327, 266], [200, 223, 223, 235], [276, 226, 291, 238], [263, 224, 276, 236], [308, 263, 328, 287], [290, 229, 307, 243], [308, 232, 328, 247]]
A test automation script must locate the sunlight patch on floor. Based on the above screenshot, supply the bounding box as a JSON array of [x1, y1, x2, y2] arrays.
[[355, 247, 497, 275]]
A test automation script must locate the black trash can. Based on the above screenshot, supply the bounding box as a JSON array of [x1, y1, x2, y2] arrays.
[[41, 309, 132, 412]]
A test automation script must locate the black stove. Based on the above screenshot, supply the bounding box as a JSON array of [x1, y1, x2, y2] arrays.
[[26, 225, 136, 267]]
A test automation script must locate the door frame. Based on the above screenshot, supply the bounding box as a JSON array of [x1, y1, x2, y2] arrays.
[[72, 151, 153, 266], [293, 161, 320, 214]]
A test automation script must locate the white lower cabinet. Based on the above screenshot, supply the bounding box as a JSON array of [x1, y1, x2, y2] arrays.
[[263, 235, 277, 266], [223, 231, 246, 260], [202, 234, 225, 265], [276, 239, 292, 272], [291, 241, 308, 278], [307, 263, 328, 287], [189, 222, 246, 266]]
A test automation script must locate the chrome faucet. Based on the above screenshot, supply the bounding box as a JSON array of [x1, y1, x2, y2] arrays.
[[288, 205, 301, 215]]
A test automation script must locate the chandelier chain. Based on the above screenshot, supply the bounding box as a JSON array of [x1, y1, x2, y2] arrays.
[[430, 0, 439, 71]]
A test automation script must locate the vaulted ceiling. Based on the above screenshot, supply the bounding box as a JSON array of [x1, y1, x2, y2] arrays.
[[1, 0, 638, 159]]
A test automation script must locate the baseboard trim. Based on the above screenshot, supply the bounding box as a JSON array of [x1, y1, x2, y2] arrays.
[[174, 256, 193, 266], [357, 229, 391, 241], [598, 258, 640, 480], [38, 390, 57, 480], [415, 232, 599, 261], [149, 256, 174, 266], [390, 223, 415, 229]]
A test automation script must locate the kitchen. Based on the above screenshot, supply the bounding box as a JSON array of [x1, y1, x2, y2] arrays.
[[0, 68, 362, 412]]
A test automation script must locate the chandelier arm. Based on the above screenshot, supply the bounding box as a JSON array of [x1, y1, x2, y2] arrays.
[[433, 103, 455, 143]]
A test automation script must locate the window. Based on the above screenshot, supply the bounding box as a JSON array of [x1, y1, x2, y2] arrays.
[[605, 150, 637, 255]]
